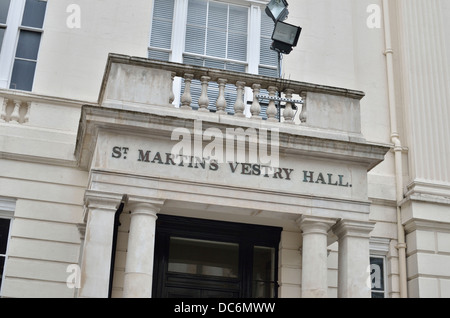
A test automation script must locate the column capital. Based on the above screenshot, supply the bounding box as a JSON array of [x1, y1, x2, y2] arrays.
[[83, 190, 126, 223], [296, 215, 338, 234], [332, 219, 375, 239], [84, 190, 124, 209], [125, 196, 165, 216]]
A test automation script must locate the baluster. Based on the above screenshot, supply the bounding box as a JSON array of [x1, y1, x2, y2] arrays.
[[216, 78, 228, 114], [10, 100, 21, 124], [169, 72, 176, 104], [233, 81, 246, 117], [181, 73, 194, 110], [283, 88, 295, 124], [23, 102, 31, 124], [198, 76, 210, 112], [250, 84, 261, 120], [0, 98, 8, 122], [300, 92, 307, 123], [266, 86, 278, 122]]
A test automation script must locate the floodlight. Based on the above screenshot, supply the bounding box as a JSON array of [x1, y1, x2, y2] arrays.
[[265, 0, 289, 23], [271, 21, 302, 54]]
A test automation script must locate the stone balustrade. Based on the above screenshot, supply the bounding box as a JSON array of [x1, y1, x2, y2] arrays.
[[0, 96, 30, 124], [99, 54, 366, 134]]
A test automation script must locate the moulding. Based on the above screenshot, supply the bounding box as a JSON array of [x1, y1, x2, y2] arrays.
[[369, 237, 391, 255], [75, 104, 389, 171], [403, 180, 450, 205], [0, 197, 16, 218], [332, 219, 376, 239], [87, 169, 373, 224], [0, 151, 78, 168], [403, 218, 450, 234], [99, 54, 366, 105], [0, 88, 93, 109], [82, 190, 126, 223]]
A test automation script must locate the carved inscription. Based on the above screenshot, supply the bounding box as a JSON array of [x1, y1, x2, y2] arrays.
[[110, 146, 352, 187]]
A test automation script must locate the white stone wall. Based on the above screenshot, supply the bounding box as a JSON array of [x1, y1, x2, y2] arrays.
[[0, 92, 88, 297], [0, 161, 87, 297], [33, 0, 153, 102], [0, 0, 449, 298]]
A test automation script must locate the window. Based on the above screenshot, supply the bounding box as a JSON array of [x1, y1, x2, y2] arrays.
[[370, 256, 386, 298], [0, 0, 47, 91], [0, 198, 15, 296], [184, 0, 248, 72], [9, 0, 46, 91], [148, 0, 279, 109], [253, 246, 277, 298], [153, 215, 281, 298], [148, 0, 174, 61], [369, 237, 389, 298], [168, 237, 239, 278]]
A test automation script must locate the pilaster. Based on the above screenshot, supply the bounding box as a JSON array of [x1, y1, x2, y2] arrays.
[[78, 191, 124, 298], [397, 0, 450, 183], [332, 219, 375, 298]]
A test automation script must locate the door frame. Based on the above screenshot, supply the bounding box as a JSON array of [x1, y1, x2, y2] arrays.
[[152, 215, 282, 298]]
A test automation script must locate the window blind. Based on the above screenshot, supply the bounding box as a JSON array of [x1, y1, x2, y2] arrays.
[[148, 0, 175, 61], [183, 0, 249, 113], [185, 0, 248, 68]]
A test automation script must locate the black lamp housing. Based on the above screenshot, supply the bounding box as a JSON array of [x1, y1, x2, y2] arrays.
[[265, 0, 289, 23], [271, 20, 302, 54]]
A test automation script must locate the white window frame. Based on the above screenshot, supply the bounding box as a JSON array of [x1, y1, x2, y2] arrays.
[[0, 197, 15, 297], [0, 0, 9, 52], [0, 0, 25, 89], [149, 0, 272, 109], [0, 0, 46, 91]]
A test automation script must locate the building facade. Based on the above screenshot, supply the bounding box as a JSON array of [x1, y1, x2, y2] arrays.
[[0, 0, 449, 298]]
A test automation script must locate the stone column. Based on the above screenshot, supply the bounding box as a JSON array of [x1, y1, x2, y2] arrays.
[[332, 219, 375, 298], [122, 199, 164, 298], [297, 216, 336, 298], [78, 191, 124, 298]]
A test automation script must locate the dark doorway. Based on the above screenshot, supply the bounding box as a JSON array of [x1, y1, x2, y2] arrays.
[[152, 215, 282, 298]]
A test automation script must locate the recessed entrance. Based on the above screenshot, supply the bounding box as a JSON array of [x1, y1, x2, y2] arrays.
[[152, 215, 282, 298]]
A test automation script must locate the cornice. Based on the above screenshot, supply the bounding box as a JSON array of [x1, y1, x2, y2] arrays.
[[0, 88, 94, 109], [101, 53, 366, 103], [75, 104, 390, 171], [404, 218, 450, 234]]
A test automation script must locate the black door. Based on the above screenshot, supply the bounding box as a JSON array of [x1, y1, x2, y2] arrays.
[[153, 215, 281, 298]]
